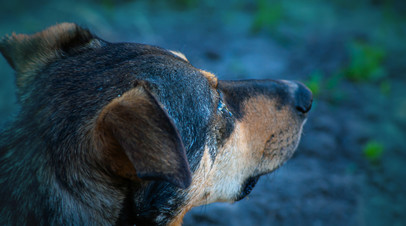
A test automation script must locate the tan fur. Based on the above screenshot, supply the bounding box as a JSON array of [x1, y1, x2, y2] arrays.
[[240, 96, 302, 172], [171, 96, 305, 221]]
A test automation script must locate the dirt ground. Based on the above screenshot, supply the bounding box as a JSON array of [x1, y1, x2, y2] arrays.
[[1, 0, 405, 225]]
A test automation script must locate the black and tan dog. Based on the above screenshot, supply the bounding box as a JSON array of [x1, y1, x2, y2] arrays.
[[0, 23, 312, 225]]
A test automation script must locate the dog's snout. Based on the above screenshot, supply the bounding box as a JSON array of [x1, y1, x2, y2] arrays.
[[218, 79, 313, 118], [293, 82, 313, 114]]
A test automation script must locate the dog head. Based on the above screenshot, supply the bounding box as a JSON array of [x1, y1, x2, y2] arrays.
[[0, 23, 312, 225]]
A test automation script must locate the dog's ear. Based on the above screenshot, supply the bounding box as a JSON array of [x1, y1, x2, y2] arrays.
[[94, 84, 192, 189], [0, 23, 100, 87]]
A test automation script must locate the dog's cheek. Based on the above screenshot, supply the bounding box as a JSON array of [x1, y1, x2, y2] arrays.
[[173, 126, 252, 209]]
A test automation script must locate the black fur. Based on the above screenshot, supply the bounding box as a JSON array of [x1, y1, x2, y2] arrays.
[[0, 39, 214, 225]]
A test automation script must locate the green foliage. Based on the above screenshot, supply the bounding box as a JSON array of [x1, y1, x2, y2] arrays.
[[251, 0, 283, 33], [305, 71, 346, 104], [305, 71, 323, 97], [363, 140, 385, 163], [344, 41, 387, 82], [304, 41, 391, 102]]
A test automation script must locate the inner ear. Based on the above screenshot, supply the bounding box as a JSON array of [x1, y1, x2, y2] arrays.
[[94, 85, 192, 189]]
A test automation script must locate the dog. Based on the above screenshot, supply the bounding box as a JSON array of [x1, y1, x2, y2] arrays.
[[0, 23, 312, 225]]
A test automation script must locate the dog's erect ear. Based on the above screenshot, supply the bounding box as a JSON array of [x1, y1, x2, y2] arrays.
[[94, 84, 192, 189], [0, 23, 100, 87]]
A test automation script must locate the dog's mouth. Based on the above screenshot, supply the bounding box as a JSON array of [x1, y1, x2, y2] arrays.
[[235, 175, 261, 201]]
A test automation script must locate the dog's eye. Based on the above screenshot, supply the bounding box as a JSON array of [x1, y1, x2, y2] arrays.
[[217, 99, 226, 111], [217, 90, 232, 117]]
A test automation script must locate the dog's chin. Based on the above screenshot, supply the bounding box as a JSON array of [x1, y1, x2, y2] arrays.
[[234, 175, 261, 201], [234, 131, 305, 202]]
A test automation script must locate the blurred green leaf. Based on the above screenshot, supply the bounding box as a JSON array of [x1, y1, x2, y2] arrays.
[[363, 140, 385, 163], [344, 41, 387, 82], [305, 71, 323, 97]]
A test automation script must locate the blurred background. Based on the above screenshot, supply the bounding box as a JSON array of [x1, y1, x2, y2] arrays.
[[1, 0, 405, 225]]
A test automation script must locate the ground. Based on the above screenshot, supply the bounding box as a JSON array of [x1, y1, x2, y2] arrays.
[[1, 0, 405, 225]]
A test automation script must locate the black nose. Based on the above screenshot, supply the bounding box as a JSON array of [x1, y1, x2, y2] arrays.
[[293, 82, 313, 114]]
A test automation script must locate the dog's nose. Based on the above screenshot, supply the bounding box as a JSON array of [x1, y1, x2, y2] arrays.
[[281, 80, 313, 114], [293, 81, 313, 114]]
